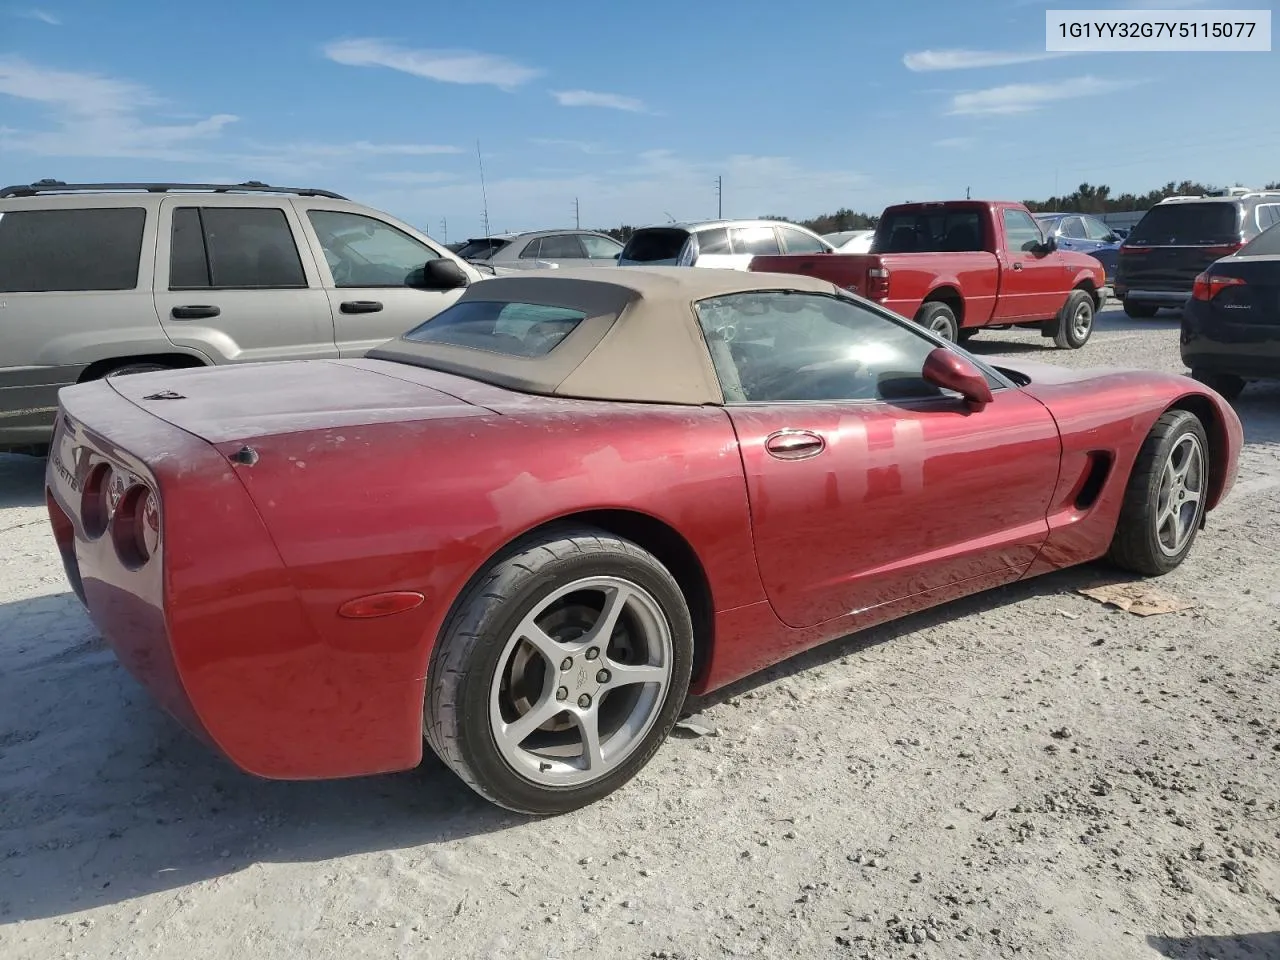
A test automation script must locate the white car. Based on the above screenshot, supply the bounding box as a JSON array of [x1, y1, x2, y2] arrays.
[[617, 219, 833, 270], [822, 229, 875, 253]]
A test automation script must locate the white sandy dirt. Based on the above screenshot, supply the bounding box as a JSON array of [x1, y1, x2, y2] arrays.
[[1, 303, 1278, 960]]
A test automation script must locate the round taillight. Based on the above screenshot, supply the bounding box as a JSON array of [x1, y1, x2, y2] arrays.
[[111, 483, 159, 569], [81, 462, 114, 539]]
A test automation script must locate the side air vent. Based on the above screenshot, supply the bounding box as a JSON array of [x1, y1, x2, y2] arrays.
[[1074, 451, 1113, 510]]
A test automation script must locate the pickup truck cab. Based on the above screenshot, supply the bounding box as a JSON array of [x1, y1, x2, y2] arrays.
[[749, 200, 1107, 349]]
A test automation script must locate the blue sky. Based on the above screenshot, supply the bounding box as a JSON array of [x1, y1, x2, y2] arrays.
[[2, 0, 1276, 240]]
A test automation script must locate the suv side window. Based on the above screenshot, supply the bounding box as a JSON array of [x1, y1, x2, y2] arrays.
[[519, 237, 543, 260], [1002, 209, 1044, 253], [694, 227, 731, 255], [307, 209, 439, 287], [170, 207, 307, 290], [0, 207, 146, 293], [1060, 217, 1087, 239], [1083, 216, 1115, 241], [1255, 204, 1280, 231], [537, 234, 588, 259], [777, 225, 827, 253], [579, 234, 623, 259], [729, 226, 781, 256]]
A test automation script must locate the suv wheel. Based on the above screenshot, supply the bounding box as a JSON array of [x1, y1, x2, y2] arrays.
[[1190, 369, 1245, 402], [1123, 299, 1159, 319]]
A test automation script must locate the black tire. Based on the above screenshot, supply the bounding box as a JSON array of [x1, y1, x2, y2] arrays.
[[915, 302, 959, 341], [1106, 410, 1210, 576], [1190, 369, 1245, 402], [1123, 299, 1159, 319], [100, 362, 171, 378], [1051, 289, 1095, 349], [424, 526, 694, 815]]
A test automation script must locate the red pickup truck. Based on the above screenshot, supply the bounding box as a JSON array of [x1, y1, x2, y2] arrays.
[[749, 200, 1108, 349]]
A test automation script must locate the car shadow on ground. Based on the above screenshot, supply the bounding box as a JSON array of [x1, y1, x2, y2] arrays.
[[1147, 931, 1280, 959], [0, 453, 47, 509]]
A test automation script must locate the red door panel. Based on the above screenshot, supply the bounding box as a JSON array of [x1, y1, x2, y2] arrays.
[[728, 389, 1061, 629]]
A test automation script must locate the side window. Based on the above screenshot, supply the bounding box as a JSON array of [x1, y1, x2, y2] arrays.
[[519, 237, 543, 260], [729, 225, 781, 256], [694, 291, 979, 403], [1061, 217, 1087, 239], [579, 234, 623, 259], [777, 226, 828, 254], [1083, 216, 1115, 241], [1255, 204, 1280, 231], [694, 227, 731, 255], [171, 207, 307, 290], [1002, 209, 1044, 253], [537, 234, 588, 259], [306, 209, 439, 288], [0, 208, 146, 293]]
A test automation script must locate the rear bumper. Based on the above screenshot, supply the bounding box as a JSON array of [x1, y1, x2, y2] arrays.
[[1117, 288, 1189, 306], [45, 382, 426, 780], [1181, 302, 1280, 379]]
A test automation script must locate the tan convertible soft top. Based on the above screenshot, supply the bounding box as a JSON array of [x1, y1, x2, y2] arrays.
[[368, 266, 843, 405]]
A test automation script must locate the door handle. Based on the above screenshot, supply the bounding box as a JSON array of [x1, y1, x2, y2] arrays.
[[340, 300, 384, 314], [1012, 263, 1024, 271], [171, 305, 220, 320], [764, 430, 825, 460]]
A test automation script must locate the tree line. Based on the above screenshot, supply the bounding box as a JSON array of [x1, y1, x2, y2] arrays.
[[593, 180, 1280, 241]]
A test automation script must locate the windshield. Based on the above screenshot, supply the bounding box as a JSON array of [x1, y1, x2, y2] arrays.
[[1127, 202, 1239, 245], [1240, 221, 1280, 257], [455, 238, 512, 260]]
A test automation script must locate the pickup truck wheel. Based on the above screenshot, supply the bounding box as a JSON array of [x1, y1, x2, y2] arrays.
[[1106, 410, 1209, 576], [915, 302, 958, 341], [423, 526, 694, 815], [1052, 291, 1094, 349], [1123, 299, 1159, 319]]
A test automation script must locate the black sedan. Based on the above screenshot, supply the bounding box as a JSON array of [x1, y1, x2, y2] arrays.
[[1182, 222, 1280, 400]]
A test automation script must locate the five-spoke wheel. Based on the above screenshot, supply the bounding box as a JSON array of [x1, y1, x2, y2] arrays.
[[425, 528, 693, 815]]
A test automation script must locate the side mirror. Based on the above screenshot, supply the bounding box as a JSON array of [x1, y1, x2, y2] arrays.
[[922, 347, 993, 411], [1037, 235, 1057, 254], [417, 258, 469, 290]]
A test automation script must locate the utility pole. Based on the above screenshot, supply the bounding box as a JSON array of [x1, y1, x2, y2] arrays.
[[476, 140, 490, 236], [715, 175, 723, 219], [965, 185, 971, 199], [574, 197, 580, 229], [440, 217, 447, 244]]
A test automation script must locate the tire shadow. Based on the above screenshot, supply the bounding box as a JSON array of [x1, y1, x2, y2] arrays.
[[1147, 931, 1280, 959]]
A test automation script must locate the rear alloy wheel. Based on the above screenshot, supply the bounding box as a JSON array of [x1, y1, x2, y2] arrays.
[[1107, 410, 1209, 576], [1190, 369, 1245, 402], [1051, 290, 1095, 349], [915, 302, 959, 341], [1123, 299, 1159, 319], [424, 527, 693, 815]]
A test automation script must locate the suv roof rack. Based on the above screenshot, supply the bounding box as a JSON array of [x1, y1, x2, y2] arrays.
[[0, 179, 348, 200]]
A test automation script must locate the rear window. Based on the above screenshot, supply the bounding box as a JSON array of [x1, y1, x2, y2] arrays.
[[1241, 221, 1280, 257], [455, 238, 511, 260], [874, 210, 984, 253], [1127, 202, 1240, 245], [0, 207, 146, 292], [402, 300, 586, 357], [621, 228, 690, 262]]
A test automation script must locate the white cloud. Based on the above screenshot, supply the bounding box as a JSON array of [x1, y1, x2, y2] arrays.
[[352, 149, 880, 236], [323, 38, 541, 89], [530, 138, 619, 155], [550, 89, 649, 113], [904, 48, 1073, 71], [0, 56, 237, 160], [948, 75, 1136, 115], [14, 8, 61, 24]]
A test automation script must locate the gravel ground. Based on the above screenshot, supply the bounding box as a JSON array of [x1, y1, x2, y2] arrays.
[[2, 302, 1278, 960]]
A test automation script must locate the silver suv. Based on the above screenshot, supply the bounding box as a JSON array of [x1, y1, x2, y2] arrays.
[[0, 179, 484, 451], [617, 219, 833, 270], [453, 229, 623, 271]]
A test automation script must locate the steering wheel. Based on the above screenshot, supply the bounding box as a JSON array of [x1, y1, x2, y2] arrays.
[[739, 349, 875, 402]]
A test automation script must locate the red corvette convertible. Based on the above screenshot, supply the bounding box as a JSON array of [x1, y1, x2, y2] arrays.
[[44, 267, 1241, 814]]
